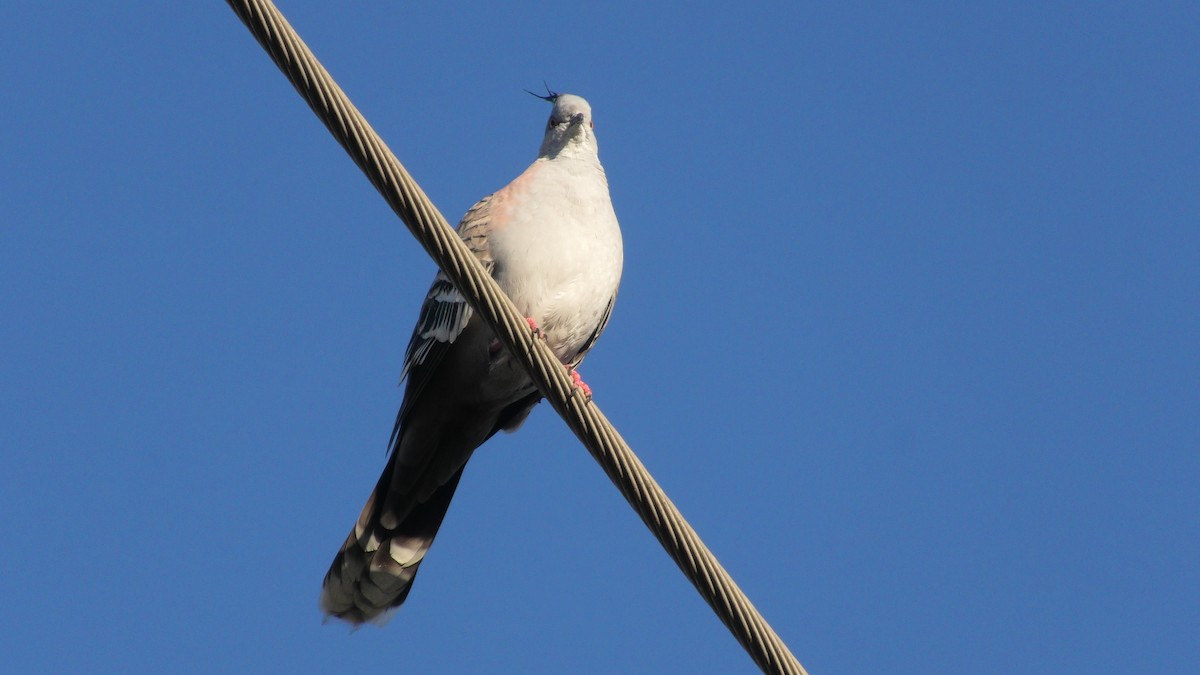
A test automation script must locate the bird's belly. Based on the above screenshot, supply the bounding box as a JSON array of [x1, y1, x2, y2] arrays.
[[493, 222, 622, 363]]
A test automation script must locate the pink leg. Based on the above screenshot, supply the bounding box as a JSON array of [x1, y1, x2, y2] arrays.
[[520, 316, 589, 398], [494, 317, 541, 353], [568, 368, 592, 399]]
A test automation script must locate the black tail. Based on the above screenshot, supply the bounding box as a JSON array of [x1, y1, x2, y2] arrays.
[[319, 461, 466, 624]]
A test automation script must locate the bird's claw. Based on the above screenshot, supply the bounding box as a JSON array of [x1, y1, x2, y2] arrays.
[[569, 368, 592, 400], [523, 317, 589, 399], [526, 316, 543, 338]]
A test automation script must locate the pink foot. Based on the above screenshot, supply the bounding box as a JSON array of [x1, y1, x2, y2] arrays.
[[568, 368, 592, 399], [526, 317, 541, 336]]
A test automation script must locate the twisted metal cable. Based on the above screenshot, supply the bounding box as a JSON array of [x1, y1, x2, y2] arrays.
[[225, 2, 806, 672]]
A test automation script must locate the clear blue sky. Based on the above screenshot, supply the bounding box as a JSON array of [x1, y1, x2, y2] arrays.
[[2, 2, 1196, 673]]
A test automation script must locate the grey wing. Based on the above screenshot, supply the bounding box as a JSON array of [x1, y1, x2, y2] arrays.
[[398, 272, 475, 385], [390, 195, 498, 438]]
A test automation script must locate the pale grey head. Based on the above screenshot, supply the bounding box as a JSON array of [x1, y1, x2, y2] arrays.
[[528, 89, 596, 159]]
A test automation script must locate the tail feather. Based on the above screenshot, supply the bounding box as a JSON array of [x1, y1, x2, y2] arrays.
[[320, 465, 466, 624]]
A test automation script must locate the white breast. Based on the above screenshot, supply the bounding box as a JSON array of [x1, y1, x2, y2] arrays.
[[488, 155, 624, 363]]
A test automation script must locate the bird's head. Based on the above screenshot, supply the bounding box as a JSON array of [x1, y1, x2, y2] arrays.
[[528, 88, 596, 159]]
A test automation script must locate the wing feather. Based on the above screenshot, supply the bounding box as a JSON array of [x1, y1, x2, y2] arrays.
[[390, 194, 499, 443]]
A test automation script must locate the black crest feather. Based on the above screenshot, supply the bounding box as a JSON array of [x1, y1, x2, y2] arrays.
[[524, 82, 559, 102]]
